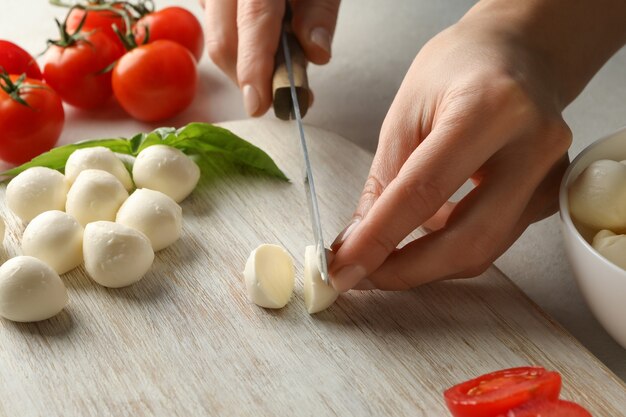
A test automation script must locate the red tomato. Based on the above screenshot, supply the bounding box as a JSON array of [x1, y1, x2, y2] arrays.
[[0, 75, 64, 165], [43, 30, 124, 109], [501, 400, 592, 417], [0, 40, 42, 79], [66, 4, 127, 45], [112, 40, 197, 122], [134, 7, 204, 61], [444, 367, 562, 417]]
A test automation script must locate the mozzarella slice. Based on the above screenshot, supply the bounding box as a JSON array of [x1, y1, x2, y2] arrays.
[[244, 244, 294, 309], [303, 245, 338, 314]]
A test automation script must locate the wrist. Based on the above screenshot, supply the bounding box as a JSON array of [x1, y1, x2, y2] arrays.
[[460, 0, 626, 108]]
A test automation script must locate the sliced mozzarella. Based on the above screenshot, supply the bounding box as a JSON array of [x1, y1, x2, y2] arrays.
[[303, 245, 338, 314], [244, 244, 294, 309]]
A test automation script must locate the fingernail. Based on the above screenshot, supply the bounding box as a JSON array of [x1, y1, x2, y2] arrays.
[[310, 27, 332, 56], [353, 278, 377, 291], [325, 248, 335, 265], [331, 219, 360, 250], [242, 84, 260, 116], [331, 264, 367, 292]]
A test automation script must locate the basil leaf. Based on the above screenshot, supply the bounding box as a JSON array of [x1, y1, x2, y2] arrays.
[[172, 123, 289, 181], [1, 139, 132, 177], [1, 123, 289, 182]]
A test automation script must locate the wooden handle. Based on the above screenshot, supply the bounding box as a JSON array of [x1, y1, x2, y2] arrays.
[[272, 30, 311, 120]]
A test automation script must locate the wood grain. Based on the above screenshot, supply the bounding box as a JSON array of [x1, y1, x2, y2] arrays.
[[0, 119, 624, 417]]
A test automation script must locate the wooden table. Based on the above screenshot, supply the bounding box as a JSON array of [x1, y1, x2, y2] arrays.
[[0, 120, 624, 416]]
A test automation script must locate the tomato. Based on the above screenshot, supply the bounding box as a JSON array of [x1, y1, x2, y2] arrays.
[[501, 400, 592, 417], [66, 4, 127, 46], [444, 367, 562, 417], [0, 74, 64, 165], [43, 30, 124, 109], [134, 7, 204, 61], [112, 40, 197, 122], [0, 40, 42, 79]]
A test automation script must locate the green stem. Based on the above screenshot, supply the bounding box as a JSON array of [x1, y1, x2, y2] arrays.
[[0, 71, 47, 107], [47, 7, 90, 48]]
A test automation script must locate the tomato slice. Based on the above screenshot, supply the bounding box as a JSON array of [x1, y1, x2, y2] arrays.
[[444, 367, 562, 417], [501, 400, 592, 417]]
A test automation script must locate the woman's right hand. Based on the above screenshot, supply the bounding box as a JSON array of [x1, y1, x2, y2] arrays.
[[201, 0, 341, 116]]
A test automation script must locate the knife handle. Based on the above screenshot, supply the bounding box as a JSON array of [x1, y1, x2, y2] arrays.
[[272, 29, 311, 121]]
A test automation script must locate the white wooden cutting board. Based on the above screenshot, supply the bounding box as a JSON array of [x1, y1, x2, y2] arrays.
[[0, 119, 624, 417]]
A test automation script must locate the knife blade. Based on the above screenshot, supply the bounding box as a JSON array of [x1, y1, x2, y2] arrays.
[[273, 24, 330, 285]]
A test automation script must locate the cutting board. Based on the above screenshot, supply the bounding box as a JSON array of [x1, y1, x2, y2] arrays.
[[0, 119, 624, 417]]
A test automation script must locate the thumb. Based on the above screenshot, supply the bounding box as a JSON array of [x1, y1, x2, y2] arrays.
[[291, 0, 341, 65]]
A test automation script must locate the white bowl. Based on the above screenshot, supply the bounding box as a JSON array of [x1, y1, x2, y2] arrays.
[[559, 126, 626, 349]]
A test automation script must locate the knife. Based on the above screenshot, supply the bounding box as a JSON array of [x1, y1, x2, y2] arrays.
[[272, 12, 330, 285]]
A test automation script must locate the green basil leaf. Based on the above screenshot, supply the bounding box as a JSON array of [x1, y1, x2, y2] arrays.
[[1, 138, 132, 177], [173, 123, 289, 181], [1, 123, 288, 182]]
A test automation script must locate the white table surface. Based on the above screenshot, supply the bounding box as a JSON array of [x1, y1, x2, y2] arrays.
[[2, 0, 625, 382]]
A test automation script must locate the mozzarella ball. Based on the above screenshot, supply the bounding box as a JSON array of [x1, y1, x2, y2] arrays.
[[6, 167, 69, 223], [116, 188, 182, 251], [0, 216, 4, 246], [66, 169, 129, 226], [22, 211, 84, 275], [0, 256, 68, 322], [132, 145, 200, 202], [303, 245, 339, 314], [65, 147, 134, 191], [569, 159, 626, 232], [592, 230, 626, 270], [83, 221, 154, 288], [244, 244, 294, 309]]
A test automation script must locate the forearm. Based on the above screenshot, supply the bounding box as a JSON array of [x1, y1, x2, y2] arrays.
[[461, 0, 626, 108]]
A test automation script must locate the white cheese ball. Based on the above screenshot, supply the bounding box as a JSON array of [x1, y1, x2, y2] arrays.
[[6, 167, 69, 223], [0, 256, 68, 322], [304, 245, 339, 314], [569, 159, 626, 232], [244, 244, 294, 309], [592, 230, 626, 270], [132, 145, 200, 203], [66, 169, 129, 226], [65, 146, 134, 191], [22, 211, 84, 275], [83, 221, 154, 288], [0, 216, 4, 246], [116, 188, 182, 251]]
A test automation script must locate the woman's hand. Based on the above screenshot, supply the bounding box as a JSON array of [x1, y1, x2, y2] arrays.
[[201, 0, 340, 116], [328, 0, 626, 292]]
